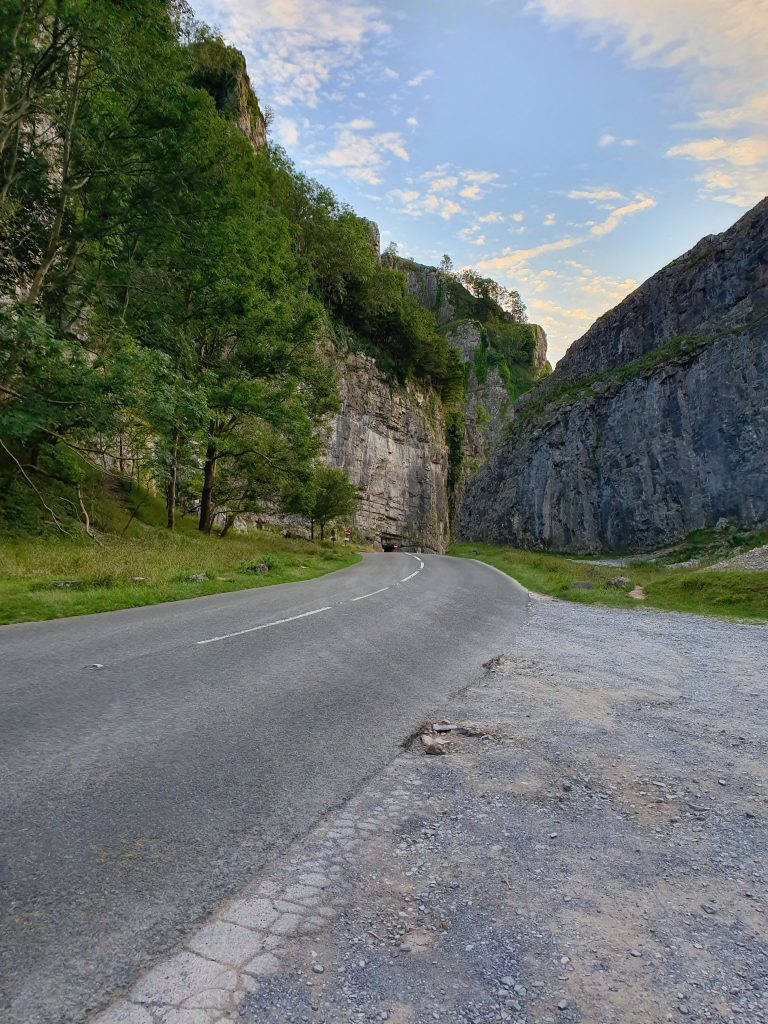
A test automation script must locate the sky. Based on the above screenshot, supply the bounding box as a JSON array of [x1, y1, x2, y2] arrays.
[[192, 0, 768, 363]]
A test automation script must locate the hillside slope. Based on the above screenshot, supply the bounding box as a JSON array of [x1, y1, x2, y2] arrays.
[[461, 198, 768, 552]]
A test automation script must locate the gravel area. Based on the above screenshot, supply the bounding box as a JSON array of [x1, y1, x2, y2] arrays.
[[239, 595, 768, 1024], [91, 594, 768, 1024], [708, 544, 768, 571]]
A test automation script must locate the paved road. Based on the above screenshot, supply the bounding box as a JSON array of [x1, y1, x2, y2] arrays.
[[0, 553, 528, 1023]]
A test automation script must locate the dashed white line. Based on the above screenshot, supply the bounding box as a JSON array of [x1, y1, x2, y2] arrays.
[[196, 555, 427, 645], [196, 606, 332, 645], [350, 586, 390, 602]]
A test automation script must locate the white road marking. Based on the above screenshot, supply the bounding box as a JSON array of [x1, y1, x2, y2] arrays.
[[196, 554, 426, 645], [350, 587, 390, 602], [196, 606, 332, 646]]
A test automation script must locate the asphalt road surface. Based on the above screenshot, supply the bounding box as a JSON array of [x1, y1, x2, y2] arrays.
[[0, 553, 528, 1023]]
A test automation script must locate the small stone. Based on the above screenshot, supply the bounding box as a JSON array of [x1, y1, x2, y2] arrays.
[[188, 573, 208, 583], [557, 999, 569, 1011], [399, 943, 412, 952], [549, 832, 558, 839], [562, 782, 572, 793], [312, 963, 324, 974], [630, 949, 642, 957]]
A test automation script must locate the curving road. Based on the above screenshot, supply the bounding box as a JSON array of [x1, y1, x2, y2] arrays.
[[0, 553, 528, 1023]]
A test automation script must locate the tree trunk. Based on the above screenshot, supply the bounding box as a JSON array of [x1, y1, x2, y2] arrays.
[[199, 437, 217, 534], [310, 518, 314, 540], [319, 522, 325, 541], [166, 429, 179, 530], [220, 513, 235, 538]]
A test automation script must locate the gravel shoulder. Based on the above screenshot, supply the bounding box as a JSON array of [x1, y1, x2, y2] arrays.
[[91, 594, 768, 1024]]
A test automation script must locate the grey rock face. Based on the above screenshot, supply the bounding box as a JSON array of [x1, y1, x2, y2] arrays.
[[328, 350, 450, 551], [461, 198, 768, 552]]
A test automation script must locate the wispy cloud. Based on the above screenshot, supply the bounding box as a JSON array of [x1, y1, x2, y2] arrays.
[[568, 187, 624, 202], [589, 195, 655, 235], [407, 69, 434, 87], [599, 131, 637, 148]]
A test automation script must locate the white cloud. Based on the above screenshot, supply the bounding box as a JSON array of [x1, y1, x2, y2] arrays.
[[589, 195, 656, 235], [389, 189, 464, 219], [667, 135, 768, 167], [212, 0, 390, 108], [568, 187, 624, 202], [407, 69, 434, 87], [459, 185, 483, 200], [544, 212, 557, 225], [459, 226, 486, 245], [599, 131, 637, 148], [384, 66, 399, 79], [273, 115, 299, 147], [478, 211, 505, 223], [316, 122, 409, 184], [462, 170, 501, 185], [406, 116, 419, 128], [666, 135, 768, 205], [511, 211, 525, 222]]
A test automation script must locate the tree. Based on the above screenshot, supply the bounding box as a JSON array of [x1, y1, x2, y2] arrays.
[[439, 253, 454, 276], [312, 465, 358, 540], [283, 464, 358, 541]]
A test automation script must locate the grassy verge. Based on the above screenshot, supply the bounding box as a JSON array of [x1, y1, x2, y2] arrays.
[[0, 532, 360, 625], [0, 478, 362, 626], [450, 542, 768, 622]]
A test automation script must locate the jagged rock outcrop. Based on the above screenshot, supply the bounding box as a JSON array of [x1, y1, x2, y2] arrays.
[[328, 350, 449, 551], [461, 198, 768, 552]]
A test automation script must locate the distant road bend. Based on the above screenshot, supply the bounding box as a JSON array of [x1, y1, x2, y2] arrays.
[[0, 553, 528, 1023]]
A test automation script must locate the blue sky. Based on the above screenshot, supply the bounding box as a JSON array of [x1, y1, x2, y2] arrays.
[[192, 0, 768, 362]]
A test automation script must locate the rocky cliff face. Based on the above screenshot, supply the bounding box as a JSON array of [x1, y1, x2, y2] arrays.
[[328, 349, 449, 551], [461, 198, 768, 552], [323, 254, 548, 550]]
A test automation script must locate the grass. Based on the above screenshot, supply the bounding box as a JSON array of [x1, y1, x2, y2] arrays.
[[0, 482, 360, 625], [450, 542, 768, 622]]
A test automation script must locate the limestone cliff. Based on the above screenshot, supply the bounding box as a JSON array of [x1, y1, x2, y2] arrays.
[[324, 253, 547, 550], [328, 350, 449, 551], [461, 198, 768, 552]]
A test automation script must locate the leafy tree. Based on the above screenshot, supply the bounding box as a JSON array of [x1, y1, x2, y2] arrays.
[[283, 464, 358, 541]]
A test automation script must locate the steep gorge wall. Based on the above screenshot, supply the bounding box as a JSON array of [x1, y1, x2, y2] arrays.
[[328, 350, 450, 551], [461, 198, 768, 552], [325, 255, 547, 550]]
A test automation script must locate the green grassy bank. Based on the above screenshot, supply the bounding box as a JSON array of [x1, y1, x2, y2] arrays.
[[0, 484, 360, 626], [450, 542, 768, 622]]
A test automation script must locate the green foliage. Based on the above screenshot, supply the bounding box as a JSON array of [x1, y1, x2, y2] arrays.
[[282, 464, 358, 540], [473, 342, 489, 384], [446, 408, 465, 491], [450, 542, 768, 622]]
